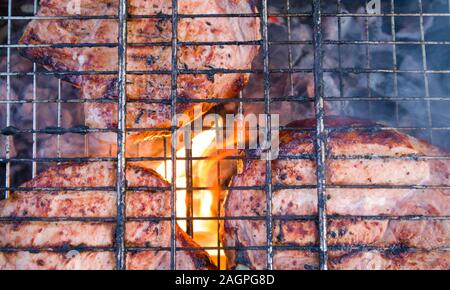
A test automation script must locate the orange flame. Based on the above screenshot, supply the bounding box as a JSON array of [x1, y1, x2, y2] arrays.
[[153, 116, 243, 269], [155, 128, 227, 267], [155, 129, 217, 232]]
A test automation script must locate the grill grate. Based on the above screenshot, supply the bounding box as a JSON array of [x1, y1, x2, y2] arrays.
[[1, 0, 450, 270]]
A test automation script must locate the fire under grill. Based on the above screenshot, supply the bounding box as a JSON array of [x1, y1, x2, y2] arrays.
[[0, 0, 450, 270]]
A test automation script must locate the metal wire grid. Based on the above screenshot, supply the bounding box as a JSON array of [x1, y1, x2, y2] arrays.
[[0, 0, 449, 271]]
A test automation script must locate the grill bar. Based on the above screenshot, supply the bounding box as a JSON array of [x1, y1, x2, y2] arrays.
[[5, 67, 450, 78], [5, 39, 450, 50], [185, 145, 194, 238], [216, 132, 222, 268], [3, 182, 450, 192], [56, 79, 63, 159], [365, 0, 373, 121], [286, 0, 295, 97], [115, 0, 128, 270], [6, 68, 450, 79], [170, 0, 179, 270], [1, 215, 449, 223], [5, 95, 450, 105], [260, 0, 274, 270], [5, 12, 450, 21], [337, 0, 344, 115], [4, 0, 12, 200], [0, 245, 450, 254], [313, 0, 329, 270], [3, 124, 450, 139], [0, 245, 448, 253], [31, 0, 37, 179]]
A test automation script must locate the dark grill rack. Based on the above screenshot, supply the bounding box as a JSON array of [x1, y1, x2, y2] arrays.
[[1, 0, 450, 270]]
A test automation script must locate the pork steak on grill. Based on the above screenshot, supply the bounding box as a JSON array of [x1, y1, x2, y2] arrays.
[[0, 162, 215, 270], [221, 117, 450, 270], [19, 0, 260, 143]]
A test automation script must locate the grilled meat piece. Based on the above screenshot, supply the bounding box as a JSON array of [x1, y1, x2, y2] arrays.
[[19, 0, 260, 143], [221, 117, 450, 270], [0, 162, 215, 270]]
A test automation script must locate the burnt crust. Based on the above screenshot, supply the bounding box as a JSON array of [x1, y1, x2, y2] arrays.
[[279, 117, 417, 155]]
